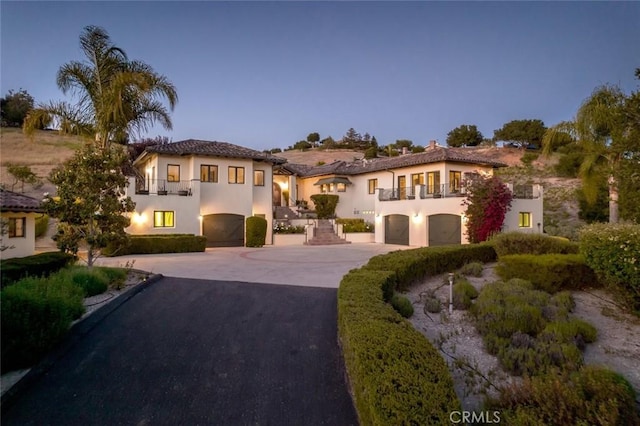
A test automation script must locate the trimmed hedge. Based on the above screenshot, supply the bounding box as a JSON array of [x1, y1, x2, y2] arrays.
[[491, 232, 579, 257], [579, 223, 640, 312], [1, 274, 85, 372], [0, 251, 76, 288], [246, 216, 267, 247], [338, 244, 499, 424], [496, 254, 599, 293], [310, 194, 339, 219], [103, 234, 207, 256], [363, 243, 496, 290]]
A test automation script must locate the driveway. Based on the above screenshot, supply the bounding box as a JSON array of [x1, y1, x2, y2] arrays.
[[2, 277, 359, 425], [95, 243, 402, 288]]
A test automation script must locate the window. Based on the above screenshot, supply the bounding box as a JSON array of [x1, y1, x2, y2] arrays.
[[329, 183, 335, 192], [449, 171, 462, 193], [411, 173, 424, 196], [320, 184, 328, 193], [8, 217, 26, 238], [368, 179, 378, 195], [229, 166, 245, 184], [254, 170, 265, 186], [154, 211, 174, 228], [200, 165, 218, 183], [337, 183, 346, 192], [519, 212, 532, 228], [427, 171, 441, 194], [167, 164, 180, 182]]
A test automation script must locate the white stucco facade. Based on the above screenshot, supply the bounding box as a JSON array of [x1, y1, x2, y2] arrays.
[[0, 212, 38, 260]]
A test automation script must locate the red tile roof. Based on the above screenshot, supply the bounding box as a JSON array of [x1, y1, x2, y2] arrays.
[[141, 139, 287, 164], [0, 189, 44, 213]]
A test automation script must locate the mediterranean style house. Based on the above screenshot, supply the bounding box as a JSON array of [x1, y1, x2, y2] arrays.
[[0, 189, 44, 259], [126, 139, 543, 247]]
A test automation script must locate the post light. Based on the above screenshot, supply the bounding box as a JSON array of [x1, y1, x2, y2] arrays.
[[448, 272, 454, 314]]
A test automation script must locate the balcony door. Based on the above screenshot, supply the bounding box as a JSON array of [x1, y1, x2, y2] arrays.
[[398, 176, 407, 200]]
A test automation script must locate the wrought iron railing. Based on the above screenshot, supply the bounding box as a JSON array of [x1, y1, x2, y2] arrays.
[[134, 178, 193, 196]]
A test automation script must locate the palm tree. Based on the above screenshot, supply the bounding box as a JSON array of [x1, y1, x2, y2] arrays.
[[24, 26, 177, 148], [543, 84, 633, 223]]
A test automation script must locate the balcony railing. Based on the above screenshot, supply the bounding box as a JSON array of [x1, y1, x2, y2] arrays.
[[378, 183, 542, 201], [134, 178, 193, 196], [510, 184, 541, 199]]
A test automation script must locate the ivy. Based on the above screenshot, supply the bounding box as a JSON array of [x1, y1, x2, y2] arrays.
[[463, 175, 513, 243]]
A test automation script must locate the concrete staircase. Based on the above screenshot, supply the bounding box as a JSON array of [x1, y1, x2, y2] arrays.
[[275, 206, 299, 220], [305, 219, 351, 246]]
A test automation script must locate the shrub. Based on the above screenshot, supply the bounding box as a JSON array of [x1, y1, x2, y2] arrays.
[[390, 293, 414, 318], [521, 151, 539, 166], [310, 194, 339, 219], [491, 232, 579, 257], [460, 261, 483, 277], [462, 175, 513, 243], [1, 275, 84, 372], [103, 234, 206, 256], [94, 266, 128, 289], [338, 270, 460, 425], [273, 223, 306, 234], [579, 223, 640, 313], [424, 297, 442, 314], [487, 367, 640, 425], [245, 216, 267, 247], [453, 279, 478, 310], [0, 251, 76, 288], [336, 218, 374, 233], [496, 254, 598, 293], [62, 267, 109, 297], [35, 214, 50, 238]]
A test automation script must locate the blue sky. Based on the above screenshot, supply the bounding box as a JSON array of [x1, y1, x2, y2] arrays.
[[1, 1, 639, 151]]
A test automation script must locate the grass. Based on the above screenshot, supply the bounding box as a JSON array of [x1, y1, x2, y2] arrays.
[[0, 128, 84, 166]]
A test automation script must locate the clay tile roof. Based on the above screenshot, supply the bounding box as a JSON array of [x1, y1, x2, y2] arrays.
[[0, 189, 44, 213], [144, 139, 287, 164]]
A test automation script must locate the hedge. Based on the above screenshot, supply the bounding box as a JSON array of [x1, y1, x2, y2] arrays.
[[495, 254, 599, 293], [338, 244, 499, 424], [103, 234, 207, 256], [0, 251, 76, 288], [35, 214, 50, 238], [246, 216, 267, 247], [579, 223, 640, 312], [491, 232, 579, 257], [1, 274, 85, 372]]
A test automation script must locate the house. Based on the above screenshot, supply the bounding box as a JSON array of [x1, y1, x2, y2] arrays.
[[127, 139, 543, 248], [275, 142, 543, 246], [126, 139, 286, 247], [0, 189, 44, 259]]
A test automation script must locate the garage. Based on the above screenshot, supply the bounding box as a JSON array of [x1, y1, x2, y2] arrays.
[[384, 214, 409, 245], [428, 214, 461, 246], [202, 214, 244, 247]]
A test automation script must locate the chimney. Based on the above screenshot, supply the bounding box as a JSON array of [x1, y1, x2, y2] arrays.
[[402, 147, 408, 155], [429, 140, 437, 149]]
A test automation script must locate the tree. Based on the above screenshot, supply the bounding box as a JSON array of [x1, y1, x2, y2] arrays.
[[293, 140, 312, 150], [320, 136, 336, 149], [462, 175, 513, 243], [1, 89, 35, 127], [5, 164, 43, 192], [494, 119, 546, 149], [411, 145, 425, 153], [543, 82, 638, 224], [395, 139, 414, 150], [23, 26, 177, 149], [306, 132, 320, 146], [43, 143, 135, 267], [342, 128, 361, 147], [446, 124, 484, 147]]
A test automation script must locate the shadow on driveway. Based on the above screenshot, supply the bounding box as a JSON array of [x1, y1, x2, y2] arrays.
[[2, 277, 358, 425]]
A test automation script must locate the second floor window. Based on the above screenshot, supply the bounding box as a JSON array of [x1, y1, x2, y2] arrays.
[[200, 165, 218, 183], [427, 171, 440, 194], [254, 170, 265, 186], [368, 179, 378, 194], [167, 164, 180, 182], [229, 166, 245, 184], [449, 171, 462, 192]]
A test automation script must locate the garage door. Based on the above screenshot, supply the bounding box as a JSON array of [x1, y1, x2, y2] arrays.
[[203, 214, 244, 247], [428, 214, 461, 246], [385, 214, 409, 245]]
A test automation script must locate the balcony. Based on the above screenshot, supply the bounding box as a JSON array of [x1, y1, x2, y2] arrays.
[[509, 184, 542, 199], [377, 183, 542, 201], [131, 177, 193, 196]]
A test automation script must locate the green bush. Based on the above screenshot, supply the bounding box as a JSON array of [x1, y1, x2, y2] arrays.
[[472, 279, 594, 376], [487, 367, 640, 425], [103, 234, 207, 256], [390, 293, 414, 318], [94, 266, 128, 289], [245, 216, 267, 247], [62, 267, 109, 297], [491, 232, 579, 257], [1, 275, 85, 372], [336, 218, 374, 233], [496, 254, 599, 293], [0, 251, 76, 288], [453, 279, 478, 310], [424, 296, 442, 314], [579, 223, 640, 312], [460, 261, 483, 277], [35, 214, 50, 238], [363, 243, 496, 290], [521, 151, 539, 166], [310, 194, 339, 219], [338, 270, 460, 425], [273, 223, 306, 234]]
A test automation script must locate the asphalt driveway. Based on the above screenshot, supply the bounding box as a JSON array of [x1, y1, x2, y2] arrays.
[[2, 277, 358, 425]]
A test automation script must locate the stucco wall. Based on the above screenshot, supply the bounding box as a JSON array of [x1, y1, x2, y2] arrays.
[[1, 212, 37, 259]]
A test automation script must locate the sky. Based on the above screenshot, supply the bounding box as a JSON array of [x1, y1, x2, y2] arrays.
[[1, 1, 639, 152]]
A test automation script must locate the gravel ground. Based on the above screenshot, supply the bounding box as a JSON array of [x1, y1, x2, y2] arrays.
[[405, 263, 640, 410]]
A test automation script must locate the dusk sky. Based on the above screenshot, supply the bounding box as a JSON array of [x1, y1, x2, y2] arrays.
[[1, 1, 639, 151]]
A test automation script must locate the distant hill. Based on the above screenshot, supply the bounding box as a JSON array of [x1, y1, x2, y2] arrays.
[[275, 149, 364, 166]]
